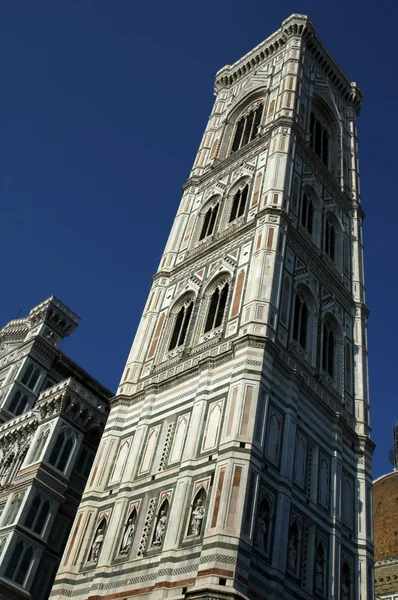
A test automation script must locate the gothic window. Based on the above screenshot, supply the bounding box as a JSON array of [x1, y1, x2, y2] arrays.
[[169, 300, 194, 350], [25, 496, 50, 535], [342, 476, 353, 527], [152, 499, 169, 547], [3, 493, 24, 525], [322, 322, 335, 377], [22, 364, 41, 390], [75, 447, 95, 479], [301, 193, 314, 234], [324, 219, 336, 260], [188, 488, 207, 537], [293, 433, 307, 488], [0, 452, 16, 487], [88, 518, 106, 563], [199, 204, 219, 240], [319, 455, 330, 509], [229, 185, 249, 223], [30, 428, 50, 463], [345, 343, 352, 393], [48, 429, 75, 472], [5, 541, 34, 586], [8, 391, 29, 416], [204, 283, 229, 333], [293, 294, 308, 349], [310, 112, 329, 167], [231, 104, 263, 153]]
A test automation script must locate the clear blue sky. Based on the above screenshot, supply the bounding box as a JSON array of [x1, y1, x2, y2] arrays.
[[1, 1, 395, 479]]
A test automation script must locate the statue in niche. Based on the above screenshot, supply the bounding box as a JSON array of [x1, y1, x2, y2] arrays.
[[341, 563, 351, 600], [254, 498, 270, 551], [287, 521, 299, 573], [152, 502, 168, 546], [89, 520, 106, 563], [341, 582, 349, 600], [190, 498, 205, 536], [120, 511, 136, 554], [314, 542, 325, 594]]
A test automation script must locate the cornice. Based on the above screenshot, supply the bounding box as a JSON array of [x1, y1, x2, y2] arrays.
[[214, 14, 362, 114]]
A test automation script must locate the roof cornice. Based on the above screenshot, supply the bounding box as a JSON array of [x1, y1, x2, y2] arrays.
[[214, 14, 362, 115]]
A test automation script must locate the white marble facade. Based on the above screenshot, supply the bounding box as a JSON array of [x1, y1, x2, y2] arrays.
[[51, 13, 373, 600]]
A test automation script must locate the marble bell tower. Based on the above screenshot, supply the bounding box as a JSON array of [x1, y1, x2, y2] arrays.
[[51, 14, 373, 600]]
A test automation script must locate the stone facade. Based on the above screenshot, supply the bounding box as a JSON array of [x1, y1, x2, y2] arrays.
[[373, 471, 398, 599], [0, 297, 111, 600], [51, 14, 373, 600]]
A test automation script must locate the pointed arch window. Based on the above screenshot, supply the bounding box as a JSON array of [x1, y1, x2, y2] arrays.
[[25, 495, 50, 536], [204, 283, 229, 333], [310, 112, 329, 167], [322, 322, 335, 377], [8, 391, 29, 416], [229, 185, 249, 223], [49, 429, 75, 473], [231, 105, 263, 153], [325, 219, 336, 260], [169, 301, 194, 350], [292, 294, 308, 349], [199, 204, 219, 241], [300, 193, 314, 234], [342, 562, 351, 599], [5, 541, 34, 586]]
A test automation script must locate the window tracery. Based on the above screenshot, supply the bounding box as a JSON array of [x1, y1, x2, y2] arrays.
[[310, 111, 329, 167], [5, 541, 34, 586], [229, 185, 249, 223], [169, 300, 194, 350], [230, 104, 263, 153], [199, 204, 219, 241], [48, 428, 75, 473], [301, 193, 314, 234], [204, 282, 229, 333], [8, 391, 29, 416]]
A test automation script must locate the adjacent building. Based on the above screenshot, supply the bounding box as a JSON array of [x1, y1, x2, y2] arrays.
[[373, 428, 398, 599], [51, 14, 373, 600], [0, 297, 111, 600]]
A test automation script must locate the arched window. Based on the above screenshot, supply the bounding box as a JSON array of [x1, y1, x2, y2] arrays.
[[21, 364, 33, 385], [204, 283, 229, 333], [34, 500, 50, 534], [30, 428, 50, 463], [293, 294, 308, 349], [231, 105, 263, 153], [3, 493, 24, 525], [199, 204, 219, 241], [8, 392, 29, 416], [49, 429, 75, 472], [169, 301, 194, 350], [25, 495, 41, 529], [229, 185, 249, 223], [322, 322, 335, 377], [5, 541, 34, 586], [300, 193, 313, 234], [310, 112, 329, 167], [325, 219, 336, 260], [28, 368, 40, 390]]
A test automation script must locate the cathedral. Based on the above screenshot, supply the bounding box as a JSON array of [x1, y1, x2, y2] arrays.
[[51, 14, 373, 600]]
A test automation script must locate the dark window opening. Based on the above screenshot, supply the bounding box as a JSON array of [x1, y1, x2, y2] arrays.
[[231, 105, 263, 153], [204, 284, 229, 333], [300, 193, 314, 235], [325, 219, 336, 261], [322, 323, 335, 377], [169, 301, 194, 350], [292, 294, 308, 350], [229, 185, 249, 223], [310, 112, 330, 167], [199, 204, 219, 241]]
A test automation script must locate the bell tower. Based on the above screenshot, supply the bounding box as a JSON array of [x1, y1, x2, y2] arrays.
[[51, 14, 373, 600]]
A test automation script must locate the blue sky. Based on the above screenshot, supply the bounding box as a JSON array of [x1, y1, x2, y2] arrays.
[[1, 1, 395, 479]]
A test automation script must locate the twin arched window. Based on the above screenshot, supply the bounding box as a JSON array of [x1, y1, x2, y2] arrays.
[[199, 204, 219, 241], [8, 391, 29, 416], [25, 494, 50, 535], [204, 283, 229, 333], [5, 541, 34, 586], [168, 301, 194, 351], [231, 105, 263, 153], [49, 429, 74, 472], [21, 364, 40, 390], [229, 185, 248, 223]]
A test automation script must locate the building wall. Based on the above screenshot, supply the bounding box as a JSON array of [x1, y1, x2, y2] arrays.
[[0, 297, 111, 600], [51, 13, 373, 600]]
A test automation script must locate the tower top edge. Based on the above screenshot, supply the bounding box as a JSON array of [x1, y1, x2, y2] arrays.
[[214, 13, 362, 112]]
